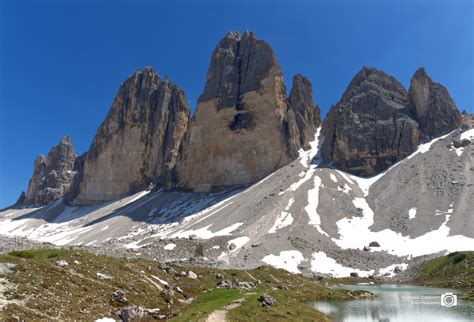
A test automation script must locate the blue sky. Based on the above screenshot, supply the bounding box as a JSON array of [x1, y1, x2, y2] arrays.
[[0, 0, 472, 208]]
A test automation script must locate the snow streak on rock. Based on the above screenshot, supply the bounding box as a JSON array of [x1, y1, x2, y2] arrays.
[[268, 199, 294, 233]]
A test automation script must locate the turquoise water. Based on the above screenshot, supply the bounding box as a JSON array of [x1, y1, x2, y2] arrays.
[[311, 284, 474, 322]]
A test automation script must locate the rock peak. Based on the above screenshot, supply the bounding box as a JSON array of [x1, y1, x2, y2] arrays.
[[224, 31, 241, 41], [176, 32, 298, 191], [23, 136, 77, 206], [70, 68, 190, 205], [288, 74, 321, 150], [413, 67, 427, 78], [60, 136, 72, 145], [408, 67, 461, 141], [321, 68, 418, 177]]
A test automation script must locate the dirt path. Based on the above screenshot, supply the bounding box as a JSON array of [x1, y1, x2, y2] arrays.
[[205, 299, 244, 322]]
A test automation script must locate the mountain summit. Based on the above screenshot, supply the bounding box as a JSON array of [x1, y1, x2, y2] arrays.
[[176, 31, 321, 192]]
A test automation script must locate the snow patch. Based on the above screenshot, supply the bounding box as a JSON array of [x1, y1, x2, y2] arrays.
[[227, 236, 250, 251], [333, 198, 474, 257], [124, 239, 151, 249], [122, 190, 150, 206], [460, 128, 474, 141], [329, 173, 337, 183], [454, 147, 464, 157], [164, 243, 176, 250], [268, 199, 294, 233], [279, 167, 316, 195], [378, 263, 408, 277], [337, 184, 352, 195], [262, 250, 305, 274], [85, 240, 97, 246], [408, 208, 417, 219], [170, 222, 243, 239], [311, 251, 374, 277], [305, 175, 328, 236], [348, 172, 386, 197], [299, 128, 321, 168], [407, 132, 452, 159]]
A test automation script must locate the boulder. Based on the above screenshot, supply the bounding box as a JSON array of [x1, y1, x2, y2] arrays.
[[217, 280, 232, 288], [236, 281, 255, 289], [258, 293, 277, 307], [117, 305, 147, 322], [112, 290, 128, 304], [452, 139, 470, 148], [408, 68, 462, 142], [55, 260, 69, 267], [176, 31, 307, 191], [187, 271, 198, 279], [321, 67, 419, 177], [71, 68, 190, 205], [160, 287, 174, 304], [96, 272, 112, 280], [369, 241, 380, 247]]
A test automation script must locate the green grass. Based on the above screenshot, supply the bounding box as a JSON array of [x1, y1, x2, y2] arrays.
[[413, 251, 474, 288], [171, 288, 242, 322], [0, 248, 372, 321], [8, 249, 65, 259], [412, 251, 474, 301]]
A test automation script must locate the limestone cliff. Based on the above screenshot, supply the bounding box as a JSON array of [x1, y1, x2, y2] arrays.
[[321, 67, 420, 177], [288, 74, 321, 149], [71, 68, 190, 205], [175, 31, 312, 191], [408, 67, 462, 141], [23, 136, 77, 205]]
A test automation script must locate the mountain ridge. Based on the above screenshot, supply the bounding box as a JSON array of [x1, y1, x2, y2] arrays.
[[3, 31, 473, 279], [13, 31, 465, 206]]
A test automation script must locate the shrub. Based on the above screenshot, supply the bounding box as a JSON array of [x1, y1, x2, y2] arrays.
[[9, 249, 63, 259], [453, 253, 466, 264]]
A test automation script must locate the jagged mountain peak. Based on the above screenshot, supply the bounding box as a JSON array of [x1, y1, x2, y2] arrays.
[[21, 136, 77, 206], [176, 31, 319, 191], [408, 67, 462, 141], [70, 67, 190, 205]]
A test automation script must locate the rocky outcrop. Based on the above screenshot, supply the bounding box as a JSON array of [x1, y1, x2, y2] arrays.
[[23, 136, 77, 205], [288, 74, 321, 149], [175, 31, 310, 191], [408, 68, 462, 141], [321, 67, 419, 177], [71, 68, 190, 205], [461, 112, 474, 130]]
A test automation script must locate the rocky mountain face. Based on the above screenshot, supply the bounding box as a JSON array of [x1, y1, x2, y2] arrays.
[[21, 136, 77, 206], [408, 68, 462, 142], [175, 31, 318, 192], [321, 67, 463, 177], [288, 74, 321, 150], [14, 32, 463, 207], [321, 67, 420, 177], [70, 68, 190, 205]]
